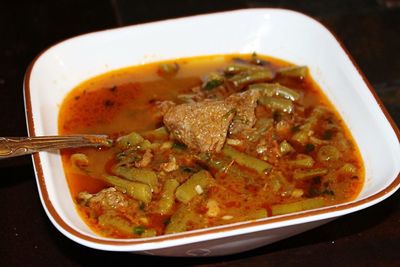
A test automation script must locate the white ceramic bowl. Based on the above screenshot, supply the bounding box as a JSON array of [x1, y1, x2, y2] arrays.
[[24, 9, 400, 256]]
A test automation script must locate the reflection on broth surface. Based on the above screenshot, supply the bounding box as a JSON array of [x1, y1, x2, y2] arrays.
[[59, 54, 364, 239]]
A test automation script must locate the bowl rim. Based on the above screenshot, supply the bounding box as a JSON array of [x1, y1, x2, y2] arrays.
[[24, 7, 400, 249]]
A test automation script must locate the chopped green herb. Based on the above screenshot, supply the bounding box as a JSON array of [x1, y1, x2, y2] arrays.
[[202, 72, 224, 90], [223, 108, 237, 119], [163, 218, 171, 226], [304, 143, 315, 153], [172, 142, 187, 150], [273, 111, 282, 122], [181, 166, 196, 173], [322, 130, 333, 140], [250, 52, 268, 65], [133, 226, 146, 235], [139, 202, 145, 211], [291, 125, 301, 133], [312, 176, 322, 184], [321, 189, 335, 196]]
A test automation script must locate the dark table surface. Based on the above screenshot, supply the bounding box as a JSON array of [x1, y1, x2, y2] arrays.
[[1, 1, 400, 266]]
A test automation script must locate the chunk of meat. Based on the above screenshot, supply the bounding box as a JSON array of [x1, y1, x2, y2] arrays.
[[163, 100, 235, 152], [160, 155, 179, 172], [134, 149, 153, 168], [77, 187, 133, 210], [226, 89, 260, 135]]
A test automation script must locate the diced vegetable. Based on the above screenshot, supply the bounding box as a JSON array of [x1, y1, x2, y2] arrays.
[[291, 130, 309, 145], [279, 140, 294, 156], [175, 170, 214, 203], [104, 175, 152, 204], [271, 197, 325, 215]]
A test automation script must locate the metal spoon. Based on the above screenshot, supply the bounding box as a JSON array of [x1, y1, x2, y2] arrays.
[[0, 135, 112, 159]]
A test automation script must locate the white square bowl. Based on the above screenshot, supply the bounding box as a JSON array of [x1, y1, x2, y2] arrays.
[[24, 8, 400, 256]]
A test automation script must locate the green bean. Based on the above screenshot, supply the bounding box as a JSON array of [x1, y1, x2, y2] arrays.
[[140, 228, 157, 237], [155, 179, 180, 215], [258, 96, 294, 113], [165, 205, 202, 234], [116, 132, 144, 149], [104, 175, 152, 204], [98, 213, 133, 234], [229, 70, 274, 88], [202, 72, 224, 90], [112, 165, 158, 191], [249, 83, 300, 101], [291, 107, 325, 147], [277, 66, 308, 78], [289, 154, 314, 168], [246, 118, 273, 142], [291, 130, 309, 145], [196, 153, 235, 175], [175, 170, 214, 204], [222, 145, 272, 174], [243, 209, 268, 220], [224, 64, 265, 75], [293, 168, 328, 180], [271, 197, 324, 216], [268, 171, 294, 194], [317, 145, 340, 161]]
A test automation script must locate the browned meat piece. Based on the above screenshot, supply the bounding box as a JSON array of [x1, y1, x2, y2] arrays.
[[226, 89, 261, 135], [163, 100, 235, 152], [77, 187, 134, 210], [134, 149, 153, 168]]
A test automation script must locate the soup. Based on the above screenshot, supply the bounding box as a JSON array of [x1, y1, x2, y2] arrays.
[[59, 54, 364, 238]]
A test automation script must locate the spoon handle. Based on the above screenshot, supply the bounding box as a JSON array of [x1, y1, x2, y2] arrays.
[[0, 135, 112, 159]]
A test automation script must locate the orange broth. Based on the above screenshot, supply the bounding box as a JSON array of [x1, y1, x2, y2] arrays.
[[59, 54, 364, 238]]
